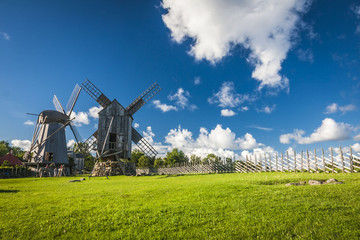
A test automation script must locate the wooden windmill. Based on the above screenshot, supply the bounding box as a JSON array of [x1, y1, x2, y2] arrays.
[[26, 84, 82, 164], [81, 79, 161, 161]]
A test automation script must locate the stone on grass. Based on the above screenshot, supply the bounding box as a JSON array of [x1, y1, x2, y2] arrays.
[[325, 178, 337, 184], [285, 182, 301, 186], [308, 180, 324, 185], [68, 180, 81, 183], [80, 178, 86, 181]]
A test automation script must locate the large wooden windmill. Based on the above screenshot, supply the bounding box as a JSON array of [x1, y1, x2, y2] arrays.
[[26, 84, 82, 164], [81, 79, 161, 161]]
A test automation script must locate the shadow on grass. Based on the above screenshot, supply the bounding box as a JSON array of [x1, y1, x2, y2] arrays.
[[0, 189, 19, 193]]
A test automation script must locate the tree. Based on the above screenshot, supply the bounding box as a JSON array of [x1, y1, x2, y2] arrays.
[[202, 153, 221, 164], [164, 148, 188, 165], [138, 155, 151, 168], [0, 140, 25, 159], [0, 143, 8, 157], [154, 157, 164, 168], [190, 154, 202, 164], [131, 149, 144, 165]]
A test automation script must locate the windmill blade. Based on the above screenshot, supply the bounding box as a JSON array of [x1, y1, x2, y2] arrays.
[[26, 113, 39, 116], [81, 79, 112, 108], [84, 131, 98, 152], [69, 122, 83, 143], [126, 82, 161, 116], [66, 84, 81, 116], [53, 95, 65, 113], [131, 127, 157, 158]]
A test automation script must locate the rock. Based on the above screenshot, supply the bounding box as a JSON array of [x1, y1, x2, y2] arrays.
[[299, 181, 307, 185], [325, 178, 337, 184], [68, 180, 81, 183], [308, 180, 324, 185], [80, 178, 86, 181], [328, 181, 344, 184]]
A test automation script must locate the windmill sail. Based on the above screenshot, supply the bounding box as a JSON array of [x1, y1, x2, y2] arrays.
[[66, 84, 81, 115], [69, 123, 83, 143], [53, 95, 65, 113], [131, 127, 157, 158], [84, 131, 98, 152], [81, 79, 112, 108], [126, 82, 161, 116]]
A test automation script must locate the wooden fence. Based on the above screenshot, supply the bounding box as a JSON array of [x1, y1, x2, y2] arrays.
[[136, 147, 360, 175]]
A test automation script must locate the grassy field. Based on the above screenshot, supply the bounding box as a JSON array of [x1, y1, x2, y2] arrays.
[[1, 173, 360, 239]]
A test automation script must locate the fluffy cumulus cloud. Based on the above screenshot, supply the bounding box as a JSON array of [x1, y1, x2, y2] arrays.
[[209, 82, 253, 108], [24, 120, 35, 126], [153, 100, 178, 112], [221, 109, 236, 117], [11, 140, 31, 151], [162, 0, 311, 89], [88, 106, 103, 118], [153, 87, 197, 112], [134, 123, 139, 128], [325, 103, 356, 114], [280, 118, 354, 144], [257, 105, 276, 114], [70, 111, 90, 126], [162, 124, 264, 158], [354, 134, 360, 141]]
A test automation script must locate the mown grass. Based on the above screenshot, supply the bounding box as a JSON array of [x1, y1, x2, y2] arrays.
[[1, 172, 360, 239]]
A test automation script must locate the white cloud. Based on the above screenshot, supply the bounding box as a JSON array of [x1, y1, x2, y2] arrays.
[[296, 48, 314, 63], [24, 120, 35, 126], [11, 140, 31, 151], [162, 0, 311, 89], [352, 5, 360, 34], [70, 111, 89, 126], [354, 134, 360, 141], [0, 32, 10, 40], [209, 82, 253, 108], [257, 105, 276, 114], [325, 103, 356, 114], [249, 126, 273, 131], [235, 133, 261, 150], [153, 100, 178, 112], [168, 88, 197, 110], [280, 118, 354, 144], [67, 139, 76, 148], [194, 76, 201, 85], [134, 123, 139, 128], [352, 143, 360, 152], [221, 109, 236, 117], [240, 106, 249, 112], [88, 106, 103, 118]]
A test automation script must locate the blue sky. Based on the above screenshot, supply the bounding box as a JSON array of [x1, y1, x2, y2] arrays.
[[0, 0, 359, 158]]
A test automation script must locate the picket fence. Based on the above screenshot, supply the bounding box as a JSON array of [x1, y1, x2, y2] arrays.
[[136, 147, 360, 175]]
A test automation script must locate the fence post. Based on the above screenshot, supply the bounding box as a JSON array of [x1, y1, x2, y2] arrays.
[[322, 147, 326, 173], [340, 146, 345, 173], [330, 147, 335, 173], [301, 151, 304, 172], [314, 148, 318, 172], [276, 153, 278, 172], [269, 153, 272, 172], [294, 150, 297, 172], [286, 151, 290, 172], [281, 152, 284, 172], [306, 149, 310, 173], [255, 154, 258, 172], [350, 146, 354, 173]]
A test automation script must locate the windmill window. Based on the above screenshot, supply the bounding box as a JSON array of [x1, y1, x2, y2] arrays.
[[45, 152, 54, 161], [109, 133, 117, 149]]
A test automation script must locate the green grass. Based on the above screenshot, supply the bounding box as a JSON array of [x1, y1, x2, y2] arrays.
[[1, 173, 360, 239]]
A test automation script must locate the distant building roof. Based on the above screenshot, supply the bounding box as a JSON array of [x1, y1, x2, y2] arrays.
[[0, 152, 23, 166]]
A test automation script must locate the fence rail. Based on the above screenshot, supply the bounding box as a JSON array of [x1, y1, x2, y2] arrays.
[[136, 147, 360, 175]]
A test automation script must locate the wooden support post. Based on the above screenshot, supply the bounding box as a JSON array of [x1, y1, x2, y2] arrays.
[[286, 151, 290, 172], [301, 151, 304, 172], [340, 146, 345, 173], [276, 153, 278, 172], [306, 149, 310, 173], [314, 148, 318, 172], [294, 150, 297, 172], [322, 147, 326, 173], [350, 146, 354, 173], [281, 152, 284, 172], [269, 153, 272, 172]]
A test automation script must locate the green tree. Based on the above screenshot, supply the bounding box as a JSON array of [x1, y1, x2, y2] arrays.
[[190, 154, 201, 164], [164, 148, 188, 165], [0, 143, 8, 157], [154, 157, 164, 168], [138, 155, 151, 168], [202, 153, 221, 164], [131, 149, 144, 165]]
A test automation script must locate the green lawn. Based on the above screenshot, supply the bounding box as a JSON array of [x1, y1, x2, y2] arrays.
[[1, 173, 360, 239]]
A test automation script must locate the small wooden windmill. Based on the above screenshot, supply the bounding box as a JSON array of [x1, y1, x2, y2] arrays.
[[81, 79, 161, 161], [26, 85, 82, 164]]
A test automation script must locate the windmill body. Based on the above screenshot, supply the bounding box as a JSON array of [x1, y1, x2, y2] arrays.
[[82, 79, 161, 161], [27, 85, 82, 166]]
